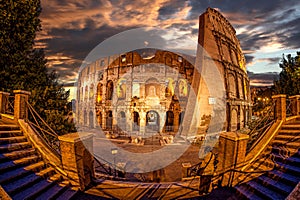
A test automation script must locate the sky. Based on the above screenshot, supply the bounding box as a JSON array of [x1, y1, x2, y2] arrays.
[[36, 0, 300, 99]]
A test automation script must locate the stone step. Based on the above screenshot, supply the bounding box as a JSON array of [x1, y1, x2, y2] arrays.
[[235, 184, 264, 200], [0, 148, 36, 162], [277, 129, 300, 136], [256, 174, 294, 196], [11, 174, 61, 200], [35, 184, 70, 200], [271, 140, 300, 150], [274, 160, 300, 174], [0, 161, 45, 184], [271, 152, 300, 167], [55, 188, 78, 200], [0, 141, 32, 153], [0, 136, 27, 144], [281, 124, 300, 130], [0, 155, 40, 173], [0, 125, 20, 131], [0, 130, 23, 137], [244, 180, 286, 200], [36, 166, 56, 178], [268, 146, 299, 157], [2, 172, 43, 195], [267, 170, 300, 186]]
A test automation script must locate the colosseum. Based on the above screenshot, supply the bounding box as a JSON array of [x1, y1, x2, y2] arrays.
[[76, 8, 252, 140]]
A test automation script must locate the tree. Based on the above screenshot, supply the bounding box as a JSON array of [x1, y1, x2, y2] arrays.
[[0, 0, 75, 135], [274, 52, 300, 96]]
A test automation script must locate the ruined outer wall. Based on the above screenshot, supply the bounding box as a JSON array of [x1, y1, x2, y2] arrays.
[[198, 8, 251, 131]]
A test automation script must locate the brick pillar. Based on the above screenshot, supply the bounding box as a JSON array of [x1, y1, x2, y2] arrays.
[[13, 90, 31, 120], [0, 91, 10, 114], [272, 94, 286, 120], [58, 133, 94, 190], [290, 95, 300, 116], [218, 132, 249, 186]]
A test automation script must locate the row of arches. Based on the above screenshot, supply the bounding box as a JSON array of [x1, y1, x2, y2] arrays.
[[94, 110, 185, 133]]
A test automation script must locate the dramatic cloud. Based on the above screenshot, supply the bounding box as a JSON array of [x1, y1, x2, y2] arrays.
[[248, 71, 279, 86], [36, 0, 300, 85]]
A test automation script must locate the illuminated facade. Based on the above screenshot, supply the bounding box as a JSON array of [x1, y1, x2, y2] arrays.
[[76, 8, 252, 136]]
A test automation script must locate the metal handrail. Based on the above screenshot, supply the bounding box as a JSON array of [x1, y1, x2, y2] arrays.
[[25, 101, 61, 157], [246, 102, 276, 153], [4, 95, 14, 115]]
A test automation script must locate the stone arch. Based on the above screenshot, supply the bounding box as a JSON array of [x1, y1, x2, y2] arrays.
[[89, 84, 94, 99], [97, 83, 103, 103], [133, 111, 140, 131], [228, 73, 237, 98], [146, 110, 160, 132], [106, 80, 113, 100], [146, 78, 159, 98], [106, 110, 113, 130], [230, 108, 238, 131], [98, 112, 102, 128], [85, 86, 88, 100], [118, 111, 126, 131], [117, 79, 126, 99], [165, 111, 174, 132]]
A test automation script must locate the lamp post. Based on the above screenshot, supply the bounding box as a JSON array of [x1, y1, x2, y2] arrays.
[[111, 147, 118, 178]]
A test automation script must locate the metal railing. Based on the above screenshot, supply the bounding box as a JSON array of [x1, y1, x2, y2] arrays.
[[25, 101, 61, 158], [246, 102, 276, 153], [4, 95, 14, 115]]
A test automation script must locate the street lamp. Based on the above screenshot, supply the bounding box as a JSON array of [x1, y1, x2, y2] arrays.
[[111, 147, 118, 177]]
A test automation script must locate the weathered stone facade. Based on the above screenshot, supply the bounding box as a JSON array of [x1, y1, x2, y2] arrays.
[[76, 8, 251, 137]]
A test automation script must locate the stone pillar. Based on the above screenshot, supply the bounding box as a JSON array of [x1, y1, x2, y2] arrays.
[[218, 132, 249, 186], [58, 133, 94, 190], [290, 95, 300, 116], [181, 162, 191, 180], [272, 94, 286, 121], [0, 91, 10, 114], [13, 90, 31, 120], [139, 112, 146, 135]]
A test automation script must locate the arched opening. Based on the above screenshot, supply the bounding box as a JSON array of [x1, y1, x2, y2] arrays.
[[118, 111, 126, 131], [98, 112, 102, 128], [165, 111, 174, 132], [85, 86, 88, 100], [133, 111, 140, 131], [178, 79, 188, 97], [106, 80, 113, 100], [230, 109, 238, 131], [106, 111, 113, 130], [97, 83, 103, 103], [89, 84, 94, 99], [146, 110, 159, 132], [228, 73, 237, 98], [117, 79, 126, 99], [179, 111, 185, 126], [89, 111, 94, 128], [145, 78, 159, 98]]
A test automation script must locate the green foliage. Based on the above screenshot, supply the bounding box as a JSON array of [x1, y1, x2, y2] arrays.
[[0, 0, 76, 134], [274, 52, 300, 96]]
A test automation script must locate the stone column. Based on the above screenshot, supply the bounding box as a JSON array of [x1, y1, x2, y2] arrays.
[[290, 95, 300, 116], [58, 133, 94, 190], [139, 111, 146, 135], [13, 90, 31, 120], [272, 94, 286, 121], [0, 91, 10, 114], [218, 132, 249, 186]]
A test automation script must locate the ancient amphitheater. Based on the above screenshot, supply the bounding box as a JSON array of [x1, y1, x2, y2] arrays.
[[76, 8, 251, 139]]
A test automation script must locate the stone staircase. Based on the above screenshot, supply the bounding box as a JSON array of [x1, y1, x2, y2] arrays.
[[235, 118, 300, 199], [0, 122, 78, 200]]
